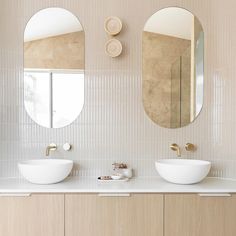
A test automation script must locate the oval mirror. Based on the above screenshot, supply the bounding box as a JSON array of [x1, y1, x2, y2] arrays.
[[142, 7, 204, 128], [24, 8, 84, 128]]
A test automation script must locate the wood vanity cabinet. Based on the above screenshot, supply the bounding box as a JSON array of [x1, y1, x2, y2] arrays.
[[0, 194, 64, 236], [165, 194, 236, 236], [65, 193, 163, 236], [1, 192, 236, 236]]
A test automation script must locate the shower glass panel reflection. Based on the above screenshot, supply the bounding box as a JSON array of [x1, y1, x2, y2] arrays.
[[170, 30, 203, 128], [170, 46, 191, 128]]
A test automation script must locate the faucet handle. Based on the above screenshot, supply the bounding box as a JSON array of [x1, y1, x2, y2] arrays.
[[185, 143, 196, 151], [63, 143, 72, 151]]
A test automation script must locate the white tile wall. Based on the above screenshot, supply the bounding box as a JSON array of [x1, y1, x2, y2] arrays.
[[0, 0, 236, 178]]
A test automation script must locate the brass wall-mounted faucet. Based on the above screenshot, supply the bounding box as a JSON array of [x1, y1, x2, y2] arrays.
[[45, 143, 57, 156], [170, 143, 181, 157]]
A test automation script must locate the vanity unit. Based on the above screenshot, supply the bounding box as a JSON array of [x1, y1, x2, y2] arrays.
[[1, 177, 236, 236]]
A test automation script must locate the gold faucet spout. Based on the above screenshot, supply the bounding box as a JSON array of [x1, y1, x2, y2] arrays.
[[170, 143, 181, 157], [46, 143, 57, 156]]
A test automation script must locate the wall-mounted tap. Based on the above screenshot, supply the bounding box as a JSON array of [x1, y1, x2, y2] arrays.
[[170, 143, 181, 157], [45, 143, 57, 156]]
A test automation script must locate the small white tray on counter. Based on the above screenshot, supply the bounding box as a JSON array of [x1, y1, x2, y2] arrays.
[[97, 177, 129, 183]]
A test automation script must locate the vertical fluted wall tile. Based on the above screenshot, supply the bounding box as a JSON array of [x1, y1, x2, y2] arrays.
[[0, 0, 236, 178]]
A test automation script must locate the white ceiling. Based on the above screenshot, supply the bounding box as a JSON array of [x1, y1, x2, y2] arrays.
[[24, 8, 83, 42], [144, 7, 193, 40]]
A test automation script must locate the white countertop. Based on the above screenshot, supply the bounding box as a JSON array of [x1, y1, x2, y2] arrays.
[[1, 177, 236, 193]]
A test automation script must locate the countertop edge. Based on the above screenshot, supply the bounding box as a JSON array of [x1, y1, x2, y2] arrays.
[[0, 177, 236, 193]]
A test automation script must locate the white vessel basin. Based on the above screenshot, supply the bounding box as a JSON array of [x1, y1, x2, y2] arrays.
[[155, 159, 211, 184], [18, 159, 73, 184]]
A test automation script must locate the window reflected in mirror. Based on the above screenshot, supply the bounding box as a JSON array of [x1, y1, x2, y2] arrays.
[[24, 8, 84, 128], [142, 7, 204, 128]]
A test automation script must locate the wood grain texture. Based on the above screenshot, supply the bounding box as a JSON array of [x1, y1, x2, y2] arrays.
[[65, 193, 163, 236], [165, 194, 236, 236], [0, 194, 64, 236]]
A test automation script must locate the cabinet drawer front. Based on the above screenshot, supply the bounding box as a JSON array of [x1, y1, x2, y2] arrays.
[[0, 194, 64, 236], [65, 193, 163, 236], [165, 194, 236, 236]]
